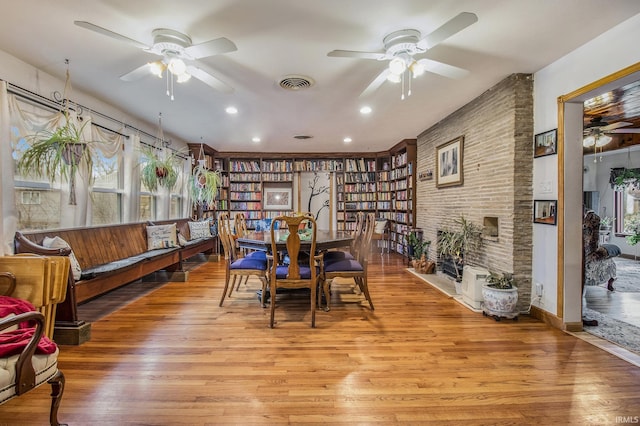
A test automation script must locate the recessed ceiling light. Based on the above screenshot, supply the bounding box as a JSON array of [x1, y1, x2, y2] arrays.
[[225, 106, 238, 114], [360, 106, 372, 114], [252, 137, 261, 143], [343, 137, 352, 143]]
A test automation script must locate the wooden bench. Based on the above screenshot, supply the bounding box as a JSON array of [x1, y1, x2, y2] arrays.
[[13, 218, 217, 345]]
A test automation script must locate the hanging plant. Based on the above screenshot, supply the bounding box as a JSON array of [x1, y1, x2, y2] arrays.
[[16, 113, 94, 205], [15, 65, 94, 205], [610, 167, 640, 192], [189, 163, 222, 208], [139, 145, 180, 192]]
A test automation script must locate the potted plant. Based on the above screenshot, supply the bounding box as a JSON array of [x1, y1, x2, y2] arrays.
[[140, 146, 180, 192], [437, 215, 483, 282], [189, 163, 222, 209], [612, 168, 640, 192], [16, 111, 93, 205], [406, 231, 431, 261], [481, 271, 519, 320]]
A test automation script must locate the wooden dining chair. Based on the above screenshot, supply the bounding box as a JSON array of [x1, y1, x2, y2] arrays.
[[268, 215, 322, 328], [218, 212, 268, 307], [323, 211, 366, 263], [321, 212, 375, 311]]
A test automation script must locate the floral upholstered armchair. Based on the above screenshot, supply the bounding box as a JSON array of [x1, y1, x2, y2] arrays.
[[583, 211, 619, 291]]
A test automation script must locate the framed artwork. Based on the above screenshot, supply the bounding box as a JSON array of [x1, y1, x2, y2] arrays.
[[533, 199, 557, 225], [263, 185, 292, 210], [534, 129, 557, 158], [436, 136, 464, 188]]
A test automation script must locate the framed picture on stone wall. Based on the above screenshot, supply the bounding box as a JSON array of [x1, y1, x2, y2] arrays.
[[533, 199, 557, 225], [436, 136, 464, 188], [534, 129, 557, 158]]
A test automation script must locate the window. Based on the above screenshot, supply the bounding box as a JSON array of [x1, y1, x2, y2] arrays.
[[91, 144, 122, 225], [615, 189, 640, 235], [139, 194, 155, 221]]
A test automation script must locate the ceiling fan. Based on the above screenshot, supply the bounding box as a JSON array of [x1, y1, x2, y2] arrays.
[[583, 116, 640, 147], [328, 12, 478, 99], [74, 21, 237, 95]]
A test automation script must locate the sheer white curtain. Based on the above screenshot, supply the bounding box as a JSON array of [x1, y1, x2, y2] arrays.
[[0, 81, 17, 254], [182, 156, 193, 218], [7, 93, 93, 228], [123, 133, 141, 223]]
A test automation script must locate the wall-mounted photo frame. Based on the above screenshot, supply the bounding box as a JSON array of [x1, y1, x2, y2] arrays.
[[263, 185, 292, 210], [436, 136, 464, 188], [534, 129, 557, 158], [533, 199, 557, 225]]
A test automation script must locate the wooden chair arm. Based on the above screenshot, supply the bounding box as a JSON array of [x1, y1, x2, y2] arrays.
[[14, 232, 72, 257], [0, 272, 17, 296], [0, 311, 46, 395]]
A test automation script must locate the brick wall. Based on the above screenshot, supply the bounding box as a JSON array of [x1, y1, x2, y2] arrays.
[[416, 74, 533, 309]]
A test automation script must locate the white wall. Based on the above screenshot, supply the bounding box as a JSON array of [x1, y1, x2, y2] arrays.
[[532, 13, 640, 318]]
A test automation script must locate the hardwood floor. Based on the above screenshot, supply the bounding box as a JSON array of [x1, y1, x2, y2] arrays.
[[2, 254, 639, 425]]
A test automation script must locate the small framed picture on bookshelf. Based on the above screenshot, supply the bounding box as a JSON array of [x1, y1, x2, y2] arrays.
[[533, 199, 557, 225], [263, 185, 292, 210]]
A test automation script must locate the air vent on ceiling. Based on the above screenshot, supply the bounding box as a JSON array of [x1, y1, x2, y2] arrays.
[[278, 75, 314, 90], [293, 135, 313, 140]]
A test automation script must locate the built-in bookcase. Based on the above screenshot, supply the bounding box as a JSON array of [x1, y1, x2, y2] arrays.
[[187, 144, 416, 255]]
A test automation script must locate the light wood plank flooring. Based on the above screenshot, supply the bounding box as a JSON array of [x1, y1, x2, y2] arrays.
[[2, 254, 639, 425]]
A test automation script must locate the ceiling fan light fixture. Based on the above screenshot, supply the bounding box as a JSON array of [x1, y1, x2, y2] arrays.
[[386, 73, 401, 83], [388, 57, 406, 75], [596, 134, 612, 147], [583, 135, 596, 148], [167, 58, 187, 76], [176, 72, 191, 83], [149, 61, 166, 77], [410, 60, 425, 77]]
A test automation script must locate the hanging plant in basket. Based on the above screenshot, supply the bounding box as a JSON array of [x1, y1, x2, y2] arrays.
[[16, 111, 94, 206], [189, 163, 222, 208], [139, 145, 180, 192], [15, 66, 94, 205]]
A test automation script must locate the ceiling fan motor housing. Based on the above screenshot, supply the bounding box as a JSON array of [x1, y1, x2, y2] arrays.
[[383, 29, 423, 56], [149, 28, 192, 58]]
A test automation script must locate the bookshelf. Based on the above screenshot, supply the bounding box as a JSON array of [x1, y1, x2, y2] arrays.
[[186, 146, 416, 256], [229, 159, 262, 229]]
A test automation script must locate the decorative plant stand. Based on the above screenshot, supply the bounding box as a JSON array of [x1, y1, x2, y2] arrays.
[[481, 284, 519, 321]]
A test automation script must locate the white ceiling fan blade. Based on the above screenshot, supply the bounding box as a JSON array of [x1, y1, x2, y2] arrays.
[[417, 12, 478, 50], [185, 37, 237, 59], [74, 21, 149, 50], [120, 64, 152, 81], [360, 69, 390, 98], [328, 49, 387, 60], [416, 59, 469, 80], [186, 65, 234, 93], [602, 121, 632, 131]]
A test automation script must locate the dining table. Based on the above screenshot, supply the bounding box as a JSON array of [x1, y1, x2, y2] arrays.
[[236, 229, 353, 254], [236, 229, 353, 303]]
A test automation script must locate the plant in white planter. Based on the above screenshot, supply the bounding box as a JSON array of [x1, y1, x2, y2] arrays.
[[189, 163, 222, 209], [481, 271, 519, 321]]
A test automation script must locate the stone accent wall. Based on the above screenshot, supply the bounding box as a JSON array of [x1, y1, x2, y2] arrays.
[[416, 74, 533, 310]]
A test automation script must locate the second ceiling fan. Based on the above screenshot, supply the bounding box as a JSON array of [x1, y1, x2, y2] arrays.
[[328, 12, 478, 99], [74, 21, 237, 97]]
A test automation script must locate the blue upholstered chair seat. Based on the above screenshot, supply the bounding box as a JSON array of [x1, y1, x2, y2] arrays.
[[230, 257, 267, 270], [245, 250, 267, 260], [274, 265, 319, 279], [324, 258, 364, 273], [323, 250, 355, 262]]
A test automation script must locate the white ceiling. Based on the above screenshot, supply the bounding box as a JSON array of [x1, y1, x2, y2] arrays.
[[2, 0, 640, 154]]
